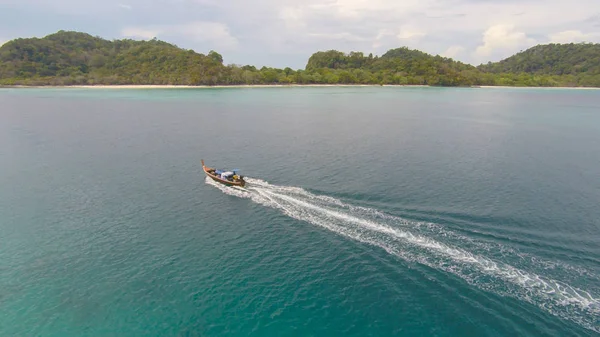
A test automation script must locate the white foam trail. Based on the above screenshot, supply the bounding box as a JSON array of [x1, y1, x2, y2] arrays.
[[205, 177, 600, 332], [246, 179, 596, 278]]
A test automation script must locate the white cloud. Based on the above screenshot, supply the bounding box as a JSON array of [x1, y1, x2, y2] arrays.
[[230, 0, 598, 63], [372, 29, 393, 49], [548, 30, 600, 43], [121, 28, 158, 40], [397, 25, 426, 40], [308, 32, 366, 42], [279, 7, 305, 29], [121, 21, 238, 50], [192, 0, 220, 5], [416, 1, 599, 33], [474, 24, 535, 61], [441, 45, 465, 59], [307, 0, 427, 20], [136, 0, 600, 65], [176, 22, 238, 49], [117, 3, 132, 10]]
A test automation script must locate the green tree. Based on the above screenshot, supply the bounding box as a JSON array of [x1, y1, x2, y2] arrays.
[[208, 50, 223, 64]]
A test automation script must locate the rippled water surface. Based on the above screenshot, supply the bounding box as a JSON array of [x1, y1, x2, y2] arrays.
[[1, 87, 599, 336]]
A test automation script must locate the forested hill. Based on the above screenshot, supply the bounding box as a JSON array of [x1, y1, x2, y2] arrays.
[[307, 48, 475, 73], [478, 43, 600, 75], [0, 31, 231, 85], [1, 30, 600, 87], [304, 48, 480, 86], [478, 43, 600, 86]]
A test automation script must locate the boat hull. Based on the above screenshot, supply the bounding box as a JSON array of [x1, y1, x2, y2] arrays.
[[205, 173, 246, 187]]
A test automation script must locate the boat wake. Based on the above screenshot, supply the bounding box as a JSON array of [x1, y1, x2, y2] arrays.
[[205, 177, 600, 333]]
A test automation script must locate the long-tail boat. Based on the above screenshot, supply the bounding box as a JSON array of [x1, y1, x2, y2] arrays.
[[201, 159, 246, 187]]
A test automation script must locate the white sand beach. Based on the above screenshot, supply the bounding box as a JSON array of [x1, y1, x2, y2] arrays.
[[2, 84, 430, 89]]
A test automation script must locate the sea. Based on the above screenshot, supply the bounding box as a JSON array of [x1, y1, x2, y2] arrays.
[[1, 86, 599, 336]]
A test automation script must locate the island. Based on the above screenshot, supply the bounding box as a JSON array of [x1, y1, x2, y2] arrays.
[[1, 30, 599, 87]]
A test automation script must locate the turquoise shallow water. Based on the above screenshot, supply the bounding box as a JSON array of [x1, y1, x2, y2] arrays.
[[1, 86, 599, 336]]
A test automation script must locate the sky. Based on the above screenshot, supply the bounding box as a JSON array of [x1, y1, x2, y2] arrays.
[[0, 0, 599, 69]]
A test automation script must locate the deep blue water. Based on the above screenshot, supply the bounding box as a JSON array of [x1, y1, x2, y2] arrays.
[[1, 86, 599, 336]]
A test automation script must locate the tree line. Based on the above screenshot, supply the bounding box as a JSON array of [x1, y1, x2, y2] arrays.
[[1, 30, 599, 87]]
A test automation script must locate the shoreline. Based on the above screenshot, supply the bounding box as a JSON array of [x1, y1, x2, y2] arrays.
[[0, 84, 599, 90], [478, 85, 600, 90], [1, 84, 426, 89]]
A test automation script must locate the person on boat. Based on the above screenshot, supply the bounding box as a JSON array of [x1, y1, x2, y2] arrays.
[[221, 171, 234, 181]]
